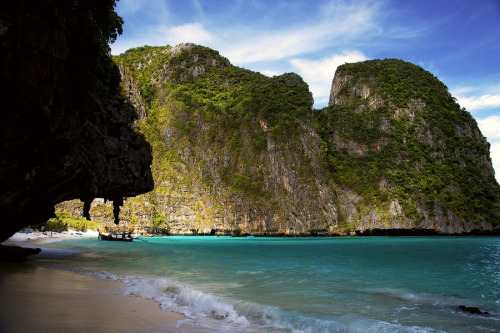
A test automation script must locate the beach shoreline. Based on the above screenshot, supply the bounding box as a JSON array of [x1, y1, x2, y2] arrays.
[[3, 232, 498, 332], [0, 232, 186, 333], [3, 229, 106, 246]]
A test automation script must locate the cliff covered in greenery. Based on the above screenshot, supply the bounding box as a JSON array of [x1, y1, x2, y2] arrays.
[[325, 59, 499, 233], [58, 44, 499, 235]]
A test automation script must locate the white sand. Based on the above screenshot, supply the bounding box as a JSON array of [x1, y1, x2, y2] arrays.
[[0, 264, 185, 332], [3, 229, 100, 245], [0, 231, 186, 332]]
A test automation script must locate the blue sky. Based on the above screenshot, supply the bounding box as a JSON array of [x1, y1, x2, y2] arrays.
[[111, 0, 500, 182]]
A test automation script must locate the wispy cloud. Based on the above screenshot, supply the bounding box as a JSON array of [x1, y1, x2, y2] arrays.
[[477, 115, 500, 141], [220, 2, 379, 64], [455, 94, 500, 112], [116, 0, 142, 14], [290, 51, 368, 107], [113, 0, 383, 64], [112, 22, 214, 55], [167, 23, 214, 46], [117, 0, 170, 23], [191, 0, 204, 18], [116, 0, 152, 15], [450, 84, 500, 127]]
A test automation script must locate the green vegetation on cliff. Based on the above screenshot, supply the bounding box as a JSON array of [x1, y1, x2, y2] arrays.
[[117, 44, 312, 135], [72, 47, 499, 235], [115, 44, 313, 203], [34, 212, 100, 232], [321, 59, 499, 226]]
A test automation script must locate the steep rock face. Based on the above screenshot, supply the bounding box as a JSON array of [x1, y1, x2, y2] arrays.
[[0, 1, 153, 241], [326, 59, 499, 233], [57, 47, 499, 235], [61, 44, 339, 235]]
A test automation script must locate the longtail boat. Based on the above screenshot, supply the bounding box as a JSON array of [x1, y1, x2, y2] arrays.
[[98, 232, 133, 242]]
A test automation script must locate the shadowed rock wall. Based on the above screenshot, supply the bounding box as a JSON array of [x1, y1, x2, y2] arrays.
[[0, 0, 153, 241]]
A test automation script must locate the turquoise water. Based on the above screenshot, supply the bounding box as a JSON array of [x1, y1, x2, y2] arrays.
[[33, 236, 499, 332]]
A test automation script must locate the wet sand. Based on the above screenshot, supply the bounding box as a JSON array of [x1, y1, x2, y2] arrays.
[[0, 263, 185, 333]]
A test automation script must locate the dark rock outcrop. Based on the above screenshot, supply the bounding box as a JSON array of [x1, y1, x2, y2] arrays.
[[0, 245, 41, 262], [458, 305, 490, 315], [0, 1, 153, 241]]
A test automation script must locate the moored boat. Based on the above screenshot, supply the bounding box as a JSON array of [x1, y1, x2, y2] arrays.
[[98, 232, 133, 242]]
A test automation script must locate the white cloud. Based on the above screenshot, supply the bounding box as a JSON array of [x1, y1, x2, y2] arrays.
[[221, 3, 377, 65], [450, 86, 474, 96], [259, 69, 282, 77], [113, 0, 382, 65], [455, 94, 500, 111], [166, 23, 214, 46], [476, 115, 500, 183], [490, 141, 500, 184], [111, 22, 214, 55], [191, 0, 204, 17], [291, 51, 368, 107], [476, 116, 500, 141]]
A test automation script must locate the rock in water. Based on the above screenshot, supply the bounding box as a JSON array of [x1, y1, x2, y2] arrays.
[[458, 305, 490, 315], [0, 245, 41, 262]]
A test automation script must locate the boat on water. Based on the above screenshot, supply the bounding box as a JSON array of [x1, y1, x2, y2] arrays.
[[98, 232, 134, 242]]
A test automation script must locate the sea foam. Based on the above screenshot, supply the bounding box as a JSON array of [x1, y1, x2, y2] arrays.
[[118, 274, 440, 333], [28, 236, 500, 332]]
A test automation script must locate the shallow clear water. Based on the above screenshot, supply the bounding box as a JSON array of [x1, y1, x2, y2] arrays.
[[33, 236, 500, 332]]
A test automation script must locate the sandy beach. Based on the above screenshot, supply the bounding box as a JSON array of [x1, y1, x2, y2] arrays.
[[0, 232, 185, 333], [3, 229, 107, 245]]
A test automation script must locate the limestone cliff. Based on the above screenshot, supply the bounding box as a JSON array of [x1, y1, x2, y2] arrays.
[[0, 1, 153, 241], [326, 59, 499, 234], [57, 46, 500, 235]]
